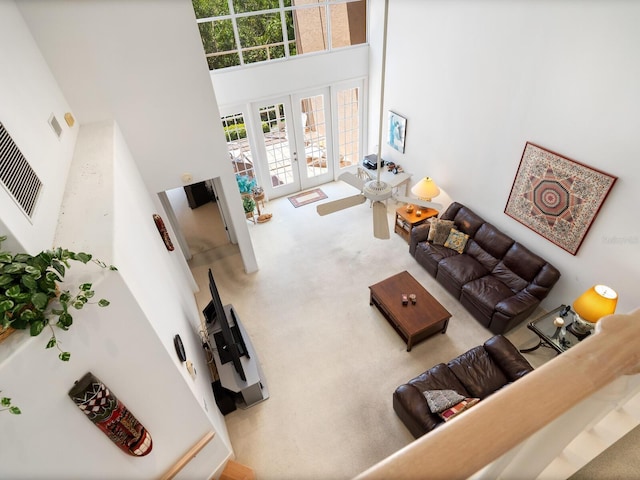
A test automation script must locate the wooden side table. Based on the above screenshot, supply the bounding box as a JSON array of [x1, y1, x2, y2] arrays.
[[394, 206, 438, 243]]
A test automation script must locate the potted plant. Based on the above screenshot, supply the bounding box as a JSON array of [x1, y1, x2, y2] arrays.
[[0, 235, 116, 361], [242, 195, 256, 215], [236, 174, 257, 194]]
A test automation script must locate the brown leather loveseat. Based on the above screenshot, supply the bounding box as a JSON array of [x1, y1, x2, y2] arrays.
[[410, 202, 561, 334], [393, 335, 533, 438]]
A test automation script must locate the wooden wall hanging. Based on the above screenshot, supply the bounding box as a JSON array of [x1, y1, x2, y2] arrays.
[[68, 372, 153, 457], [153, 214, 174, 251]]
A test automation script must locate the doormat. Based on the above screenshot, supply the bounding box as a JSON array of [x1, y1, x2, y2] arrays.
[[288, 188, 327, 208]]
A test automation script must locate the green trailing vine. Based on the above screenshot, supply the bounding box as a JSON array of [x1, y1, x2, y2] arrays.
[[0, 235, 116, 362], [1, 394, 21, 415]]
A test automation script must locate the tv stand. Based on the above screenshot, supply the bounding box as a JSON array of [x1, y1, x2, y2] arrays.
[[207, 304, 269, 408]]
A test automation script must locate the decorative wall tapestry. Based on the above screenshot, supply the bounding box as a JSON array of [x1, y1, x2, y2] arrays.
[[69, 372, 153, 457], [505, 142, 616, 255]]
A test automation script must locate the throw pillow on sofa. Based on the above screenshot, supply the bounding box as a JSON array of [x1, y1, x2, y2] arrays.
[[428, 218, 455, 245], [444, 228, 469, 253], [422, 389, 465, 413], [438, 397, 480, 421]]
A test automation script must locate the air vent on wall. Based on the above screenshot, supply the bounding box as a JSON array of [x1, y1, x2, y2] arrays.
[[49, 113, 63, 138], [0, 122, 43, 219]]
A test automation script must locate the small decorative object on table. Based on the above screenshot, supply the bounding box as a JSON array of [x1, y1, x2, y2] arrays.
[[409, 294, 417, 305], [405, 204, 414, 213], [402, 294, 408, 306]]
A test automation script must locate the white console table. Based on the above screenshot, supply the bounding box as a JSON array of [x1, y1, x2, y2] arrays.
[[207, 304, 269, 408], [359, 155, 412, 196]]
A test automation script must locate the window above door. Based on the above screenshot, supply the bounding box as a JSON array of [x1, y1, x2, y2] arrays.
[[192, 0, 367, 71]]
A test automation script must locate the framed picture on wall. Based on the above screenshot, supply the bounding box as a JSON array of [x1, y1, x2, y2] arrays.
[[388, 111, 407, 153]]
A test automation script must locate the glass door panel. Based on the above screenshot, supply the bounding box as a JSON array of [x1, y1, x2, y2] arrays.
[[294, 89, 334, 189], [255, 99, 301, 198], [335, 84, 361, 169]]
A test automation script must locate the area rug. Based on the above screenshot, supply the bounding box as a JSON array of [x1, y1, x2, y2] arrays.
[[288, 188, 327, 208]]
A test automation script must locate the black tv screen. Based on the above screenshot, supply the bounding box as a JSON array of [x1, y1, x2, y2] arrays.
[[206, 269, 247, 382]]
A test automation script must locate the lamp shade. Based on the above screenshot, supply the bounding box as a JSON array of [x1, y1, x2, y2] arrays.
[[411, 177, 440, 201], [572, 284, 618, 323]]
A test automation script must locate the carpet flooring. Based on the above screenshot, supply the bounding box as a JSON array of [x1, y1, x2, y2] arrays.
[[176, 181, 559, 479], [287, 188, 328, 208]]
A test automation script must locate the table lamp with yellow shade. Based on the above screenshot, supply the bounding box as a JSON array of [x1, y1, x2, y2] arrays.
[[569, 284, 618, 336]]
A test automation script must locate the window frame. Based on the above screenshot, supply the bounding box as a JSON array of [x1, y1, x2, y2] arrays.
[[194, 0, 367, 70]]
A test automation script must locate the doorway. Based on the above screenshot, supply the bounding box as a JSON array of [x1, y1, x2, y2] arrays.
[[252, 89, 334, 199], [220, 80, 364, 201]]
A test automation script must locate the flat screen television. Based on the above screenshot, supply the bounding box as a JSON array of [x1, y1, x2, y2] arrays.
[[203, 268, 248, 382]]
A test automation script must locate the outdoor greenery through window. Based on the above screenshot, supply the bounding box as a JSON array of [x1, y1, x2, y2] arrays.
[[192, 0, 367, 70]]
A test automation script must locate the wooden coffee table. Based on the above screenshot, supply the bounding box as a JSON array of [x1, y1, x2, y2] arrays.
[[369, 271, 451, 351]]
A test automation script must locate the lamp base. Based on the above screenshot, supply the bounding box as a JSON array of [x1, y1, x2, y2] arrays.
[[566, 319, 593, 341]]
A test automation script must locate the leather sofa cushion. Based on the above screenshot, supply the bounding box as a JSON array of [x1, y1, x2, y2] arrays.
[[491, 261, 529, 292], [502, 243, 546, 282], [465, 240, 501, 272], [483, 335, 534, 381], [462, 277, 514, 318], [415, 242, 457, 274], [447, 346, 509, 398], [438, 255, 489, 286], [408, 363, 471, 398], [472, 223, 514, 259], [450, 206, 485, 237]]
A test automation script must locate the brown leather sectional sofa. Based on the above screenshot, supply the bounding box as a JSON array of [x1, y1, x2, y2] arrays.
[[393, 335, 534, 437], [410, 202, 561, 334]]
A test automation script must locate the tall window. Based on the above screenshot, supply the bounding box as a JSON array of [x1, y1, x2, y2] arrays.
[[336, 86, 360, 169], [193, 0, 367, 70], [221, 112, 256, 179]]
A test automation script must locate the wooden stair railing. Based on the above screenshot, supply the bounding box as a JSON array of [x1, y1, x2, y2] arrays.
[[355, 309, 640, 480]]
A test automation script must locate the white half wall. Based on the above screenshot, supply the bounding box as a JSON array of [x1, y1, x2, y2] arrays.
[[0, 121, 232, 478]]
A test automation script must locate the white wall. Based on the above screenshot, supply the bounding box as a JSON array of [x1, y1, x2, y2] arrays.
[[212, 46, 369, 108], [376, 0, 640, 315], [0, 0, 78, 254], [0, 121, 232, 478], [17, 0, 258, 274]]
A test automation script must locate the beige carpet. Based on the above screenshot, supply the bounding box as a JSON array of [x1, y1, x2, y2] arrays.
[[182, 180, 556, 480]]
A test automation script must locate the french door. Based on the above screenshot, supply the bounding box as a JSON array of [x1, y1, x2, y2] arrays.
[[220, 81, 363, 200], [252, 89, 334, 199]]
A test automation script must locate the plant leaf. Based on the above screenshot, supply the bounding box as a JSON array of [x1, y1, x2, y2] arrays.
[[0, 299, 14, 313], [5, 285, 21, 298], [30, 319, 45, 336], [0, 274, 12, 286], [9, 406, 21, 414], [59, 351, 71, 362], [46, 337, 57, 349], [74, 252, 92, 263], [51, 259, 65, 278], [31, 292, 49, 310], [79, 283, 93, 291], [21, 274, 37, 290], [98, 299, 110, 307], [57, 312, 73, 328], [1, 397, 10, 407], [24, 265, 42, 278], [4, 262, 28, 274]]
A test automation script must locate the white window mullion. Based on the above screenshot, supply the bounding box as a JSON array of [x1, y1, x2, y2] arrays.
[[228, 0, 244, 66]]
